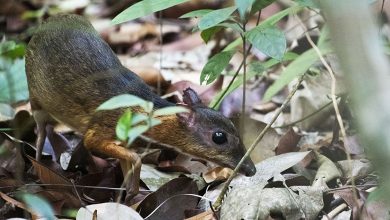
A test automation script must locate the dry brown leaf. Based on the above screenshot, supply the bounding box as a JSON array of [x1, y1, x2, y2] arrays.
[[0, 191, 28, 211], [27, 155, 72, 190], [137, 177, 198, 219], [252, 102, 278, 114], [275, 128, 302, 155], [0, 192, 40, 219], [202, 167, 232, 183]]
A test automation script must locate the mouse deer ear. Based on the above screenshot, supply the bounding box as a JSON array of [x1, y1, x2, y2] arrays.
[[183, 88, 203, 107], [176, 104, 196, 127]]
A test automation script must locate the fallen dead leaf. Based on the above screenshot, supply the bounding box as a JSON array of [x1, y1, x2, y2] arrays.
[[140, 164, 182, 191], [275, 128, 302, 155], [27, 155, 73, 191], [137, 177, 198, 220], [221, 186, 323, 220], [0, 192, 39, 219], [337, 159, 373, 181], [202, 167, 232, 183], [231, 116, 280, 163], [312, 151, 342, 187], [232, 151, 311, 187]]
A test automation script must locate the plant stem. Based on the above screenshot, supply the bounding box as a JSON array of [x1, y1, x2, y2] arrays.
[[274, 99, 334, 128], [241, 24, 247, 130], [213, 73, 306, 209], [212, 10, 262, 110]]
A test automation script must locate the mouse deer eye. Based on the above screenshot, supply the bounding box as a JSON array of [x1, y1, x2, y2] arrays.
[[212, 131, 227, 145]]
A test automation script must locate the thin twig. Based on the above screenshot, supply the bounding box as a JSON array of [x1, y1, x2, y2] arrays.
[[324, 184, 378, 193], [274, 99, 334, 128], [212, 73, 306, 209], [0, 183, 155, 191], [70, 179, 84, 206]]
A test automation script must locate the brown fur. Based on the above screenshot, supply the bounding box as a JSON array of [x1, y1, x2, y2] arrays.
[[26, 14, 256, 202]]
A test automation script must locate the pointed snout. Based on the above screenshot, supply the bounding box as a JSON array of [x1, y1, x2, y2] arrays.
[[239, 157, 256, 176]]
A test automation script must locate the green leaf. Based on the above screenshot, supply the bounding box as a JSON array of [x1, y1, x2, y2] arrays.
[[180, 9, 213, 18], [112, 0, 190, 24], [251, 0, 276, 14], [385, 43, 390, 55], [21, 194, 56, 220], [131, 113, 149, 125], [220, 6, 302, 52], [146, 118, 162, 127], [264, 52, 299, 67], [209, 52, 298, 109], [198, 6, 237, 30], [97, 94, 146, 111], [127, 125, 150, 145], [200, 26, 223, 43], [295, 0, 319, 8], [153, 106, 188, 117], [260, 5, 302, 27], [0, 41, 16, 54], [317, 25, 330, 47], [217, 22, 243, 34], [200, 50, 235, 85], [116, 110, 132, 141], [4, 44, 25, 59], [143, 101, 154, 113], [246, 25, 286, 60], [0, 103, 15, 120], [263, 43, 332, 101], [248, 61, 265, 73], [0, 58, 28, 103], [0, 41, 25, 59], [235, 0, 254, 20], [22, 8, 46, 20], [367, 186, 387, 202]]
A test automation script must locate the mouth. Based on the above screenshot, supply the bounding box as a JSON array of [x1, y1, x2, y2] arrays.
[[225, 157, 256, 177]]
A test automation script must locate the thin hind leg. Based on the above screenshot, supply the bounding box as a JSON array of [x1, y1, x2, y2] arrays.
[[32, 110, 51, 161]]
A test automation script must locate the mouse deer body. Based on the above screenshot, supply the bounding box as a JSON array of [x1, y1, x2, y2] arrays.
[[26, 14, 256, 201]]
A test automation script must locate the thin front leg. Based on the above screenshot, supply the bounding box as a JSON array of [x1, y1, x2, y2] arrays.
[[84, 129, 141, 203]]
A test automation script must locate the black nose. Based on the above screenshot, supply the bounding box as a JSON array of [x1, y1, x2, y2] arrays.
[[243, 165, 256, 176], [240, 159, 256, 176]]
